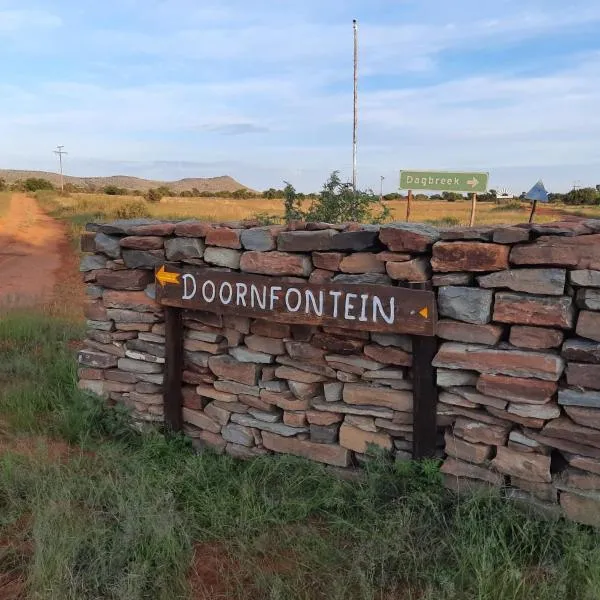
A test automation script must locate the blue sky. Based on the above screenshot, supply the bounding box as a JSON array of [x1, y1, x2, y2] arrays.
[[1, 0, 600, 192]]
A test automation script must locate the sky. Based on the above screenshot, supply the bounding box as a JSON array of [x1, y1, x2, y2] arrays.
[[1, 0, 600, 193]]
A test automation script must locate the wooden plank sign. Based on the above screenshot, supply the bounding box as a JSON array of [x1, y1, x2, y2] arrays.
[[155, 265, 436, 336]]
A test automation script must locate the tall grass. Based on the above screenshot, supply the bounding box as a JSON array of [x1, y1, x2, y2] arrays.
[[1, 311, 600, 599], [0, 191, 11, 220]]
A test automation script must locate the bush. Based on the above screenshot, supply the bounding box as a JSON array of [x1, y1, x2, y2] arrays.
[[23, 177, 54, 192], [104, 185, 128, 196], [113, 200, 150, 219], [0, 178, 6, 191], [492, 200, 525, 211], [563, 187, 600, 206], [145, 188, 162, 203]]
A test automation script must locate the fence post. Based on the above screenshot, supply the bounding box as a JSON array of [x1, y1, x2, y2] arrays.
[[408, 281, 438, 459], [164, 306, 184, 433]]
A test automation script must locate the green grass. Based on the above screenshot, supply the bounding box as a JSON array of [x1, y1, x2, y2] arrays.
[[1, 312, 600, 599]]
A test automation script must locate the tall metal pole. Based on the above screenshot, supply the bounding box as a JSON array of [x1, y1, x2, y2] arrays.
[[54, 145, 68, 193], [352, 19, 358, 192], [380, 175, 384, 202]]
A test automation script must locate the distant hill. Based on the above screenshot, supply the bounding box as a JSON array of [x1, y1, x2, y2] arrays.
[[0, 169, 252, 193]]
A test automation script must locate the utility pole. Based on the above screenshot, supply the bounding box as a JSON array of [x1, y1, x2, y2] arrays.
[[380, 175, 384, 203], [54, 145, 68, 193], [352, 19, 358, 192]]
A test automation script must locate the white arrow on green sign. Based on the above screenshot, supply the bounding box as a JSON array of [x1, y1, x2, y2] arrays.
[[400, 170, 489, 193]]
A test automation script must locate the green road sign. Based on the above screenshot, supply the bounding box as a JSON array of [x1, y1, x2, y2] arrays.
[[400, 170, 489, 193]]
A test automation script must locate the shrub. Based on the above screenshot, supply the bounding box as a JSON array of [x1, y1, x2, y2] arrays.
[[145, 188, 162, 203], [23, 177, 54, 192], [113, 200, 150, 219]]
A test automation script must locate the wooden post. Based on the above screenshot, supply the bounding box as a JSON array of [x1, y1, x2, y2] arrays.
[[163, 306, 184, 434], [408, 281, 438, 459], [528, 200, 538, 223], [469, 192, 477, 227], [406, 189, 413, 222]]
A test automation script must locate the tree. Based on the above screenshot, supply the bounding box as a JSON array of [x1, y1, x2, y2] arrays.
[[283, 182, 303, 222], [564, 187, 600, 206], [232, 188, 251, 199], [442, 191, 463, 202], [104, 185, 124, 195], [145, 188, 162, 203], [23, 177, 54, 192], [0, 178, 6, 191], [155, 186, 172, 197], [262, 187, 283, 199]]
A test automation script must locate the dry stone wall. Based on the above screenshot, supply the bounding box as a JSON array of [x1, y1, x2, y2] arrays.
[[79, 217, 600, 526]]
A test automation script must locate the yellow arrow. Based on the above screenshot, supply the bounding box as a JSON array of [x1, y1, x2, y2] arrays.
[[156, 265, 181, 287], [419, 307, 429, 319]]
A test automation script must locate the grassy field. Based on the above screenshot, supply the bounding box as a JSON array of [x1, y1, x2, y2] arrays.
[[1, 310, 600, 599]]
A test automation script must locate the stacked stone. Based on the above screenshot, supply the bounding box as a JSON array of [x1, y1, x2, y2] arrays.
[[432, 221, 600, 525], [78, 219, 442, 466], [78, 219, 172, 425]]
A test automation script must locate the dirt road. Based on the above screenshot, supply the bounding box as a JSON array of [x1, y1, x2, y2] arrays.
[[0, 194, 69, 309]]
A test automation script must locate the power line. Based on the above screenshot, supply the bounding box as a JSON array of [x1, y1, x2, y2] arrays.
[[53, 145, 68, 193]]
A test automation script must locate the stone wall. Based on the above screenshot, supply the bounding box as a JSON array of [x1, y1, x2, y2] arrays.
[[78, 217, 600, 526]]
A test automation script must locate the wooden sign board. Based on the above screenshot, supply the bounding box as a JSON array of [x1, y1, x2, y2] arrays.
[[155, 265, 436, 336]]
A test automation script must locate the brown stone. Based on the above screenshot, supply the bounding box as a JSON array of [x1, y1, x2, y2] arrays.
[[285, 341, 326, 362], [432, 273, 473, 287], [195, 383, 237, 403], [339, 253, 385, 274], [288, 380, 321, 400], [453, 417, 509, 445], [439, 391, 480, 409], [103, 290, 157, 312], [478, 268, 566, 295], [510, 234, 600, 269], [440, 457, 504, 485], [309, 269, 334, 283], [205, 227, 242, 249], [310, 333, 364, 354], [182, 408, 221, 433], [312, 252, 345, 270], [487, 406, 545, 429], [78, 367, 104, 380], [526, 429, 600, 459], [260, 390, 310, 411], [432, 242, 509, 272], [508, 402, 560, 420], [278, 355, 336, 378], [510, 477, 557, 503], [444, 432, 492, 464], [509, 326, 563, 350], [84, 300, 108, 321], [251, 319, 291, 339], [437, 320, 503, 345], [492, 227, 530, 244], [283, 411, 308, 427], [379, 223, 440, 253], [277, 230, 336, 252], [95, 269, 154, 290], [433, 343, 565, 381], [560, 492, 600, 527], [119, 236, 164, 250], [244, 334, 285, 356], [440, 226, 495, 242], [345, 415, 377, 431], [343, 383, 412, 411], [476, 373, 557, 404], [363, 344, 412, 367], [557, 468, 600, 492], [576, 311, 600, 342], [375, 251, 412, 262], [568, 455, 600, 476], [173, 221, 214, 237], [385, 257, 431, 282], [492, 446, 551, 482], [325, 326, 370, 340], [208, 355, 259, 386], [564, 406, 600, 430], [543, 417, 600, 449], [274, 366, 328, 383], [240, 251, 312, 277], [129, 222, 175, 236], [190, 429, 227, 454], [339, 423, 392, 453], [261, 431, 350, 466], [493, 293, 574, 329], [78, 350, 118, 369], [566, 363, 600, 391], [306, 410, 343, 426], [81, 231, 97, 252], [214, 380, 259, 396]]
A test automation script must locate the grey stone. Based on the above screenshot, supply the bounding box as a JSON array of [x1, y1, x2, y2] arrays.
[[240, 228, 276, 251], [329, 230, 379, 251], [432, 273, 473, 287], [94, 232, 122, 259], [477, 268, 566, 296], [214, 380, 261, 396], [570, 270, 600, 288], [362, 368, 405, 380], [509, 431, 546, 449], [221, 424, 254, 447], [558, 389, 600, 409], [324, 381, 343, 402], [225, 443, 269, 459], [370, 333, 412, 352], [118, 357, 163, 374], [276, 355, 337, 378], [248, 409, 281, 423], [229, 346, 273, 364], [288, 381, 321, 399], [311, 399, 394, 419], [136, 373, 165, 384], [185, 351, 211, 369], [325, 354, 384, 371], [231, 413, 308, 436], [576, 289, 600, 310], [562, 338, 600, 364], [260, 380, 288, 392], [187, 330, 223, 343], [85, 285, 104, 299], [505, 489, 562, 521], [122, 249, 165, 269], [310, 424, 339, 444], [144, 283, 156, 300], [277, 230, 336, 252], [80, 255, 108, 272], [138, 332, 166, 344], [332, 273, 392, 285], [440, 226, 494, 241], [379, 222, 440, 252], [436, 368, 478, 388], [86, 319, 114, 331], [98, 219, 160, 235], [78, 350, 118, 368], [204, 247, 241, 269], [126, 339, 165, 358], [106, 309, 158, 324], [492, 226, 531, 244], [165, 237, 205, 261], [438, 286, 493, 324]]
